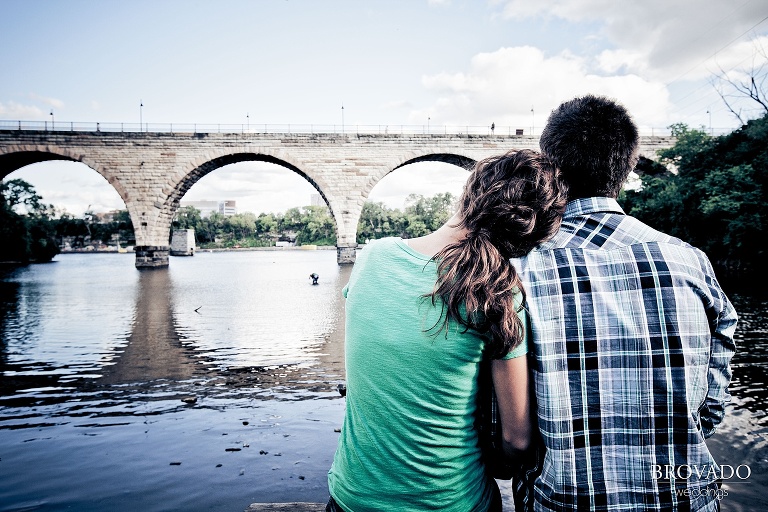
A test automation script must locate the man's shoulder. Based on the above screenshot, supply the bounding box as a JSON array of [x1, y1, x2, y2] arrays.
[[543, 212, 693, 252], [512, 213, 715, 277]]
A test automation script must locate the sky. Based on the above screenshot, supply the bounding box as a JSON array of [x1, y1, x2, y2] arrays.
[[2, 0, 767, 216]]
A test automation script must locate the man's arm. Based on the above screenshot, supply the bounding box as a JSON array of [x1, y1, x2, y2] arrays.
[[699, 273, 738, 438]]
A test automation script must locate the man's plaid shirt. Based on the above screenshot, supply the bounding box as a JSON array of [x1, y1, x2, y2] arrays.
[[512, 198, 738, 511]]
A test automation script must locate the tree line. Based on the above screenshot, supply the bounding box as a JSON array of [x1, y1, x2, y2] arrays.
[[0, 180, 458, 261], [3, 114, 766, 275], [0, 180, 135, 263], [171, 191, 457, 247]]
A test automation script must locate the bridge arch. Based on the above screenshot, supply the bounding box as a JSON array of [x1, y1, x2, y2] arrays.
[[164, 150, 342, 250], [0, 146, 129, 200], [0, 146, 145, 248], [362, 151, 477, 200], [345, 151, 479, 245]]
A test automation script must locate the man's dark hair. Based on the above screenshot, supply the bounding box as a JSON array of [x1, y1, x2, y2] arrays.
[[539, 95, 639, 199]]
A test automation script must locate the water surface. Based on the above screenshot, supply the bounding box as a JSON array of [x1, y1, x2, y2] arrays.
[[1, 252, 766, 511]]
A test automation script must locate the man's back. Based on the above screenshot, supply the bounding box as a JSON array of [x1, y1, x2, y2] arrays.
[[513, 197, 738, 511]]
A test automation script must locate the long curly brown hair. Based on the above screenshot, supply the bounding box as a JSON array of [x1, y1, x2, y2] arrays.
[[426, 149, 568, 358]]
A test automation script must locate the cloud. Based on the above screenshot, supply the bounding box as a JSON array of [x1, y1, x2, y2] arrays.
[[493, 0, 768, 81], [415, 46, 671, 130], [368, 162, 469, 210], [181, 162, 320, 214], [380, 99, 413, 111], [6, 161, 124, 216], [0, 101, 46, 119], [0, 94, 66, 120], [29, 93, 65, 109]]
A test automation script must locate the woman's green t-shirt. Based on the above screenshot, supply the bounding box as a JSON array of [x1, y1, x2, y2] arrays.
[[327, 237, 527, 512]]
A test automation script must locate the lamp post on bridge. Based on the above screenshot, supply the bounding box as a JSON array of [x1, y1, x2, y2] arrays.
[[341, 104, 345, 134], [140, 100, 144, 132], [50, 110, 54, 131], [531, 106, 534, 136]]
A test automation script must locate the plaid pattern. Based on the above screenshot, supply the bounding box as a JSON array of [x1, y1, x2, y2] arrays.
[[512, 198, 737, 512]]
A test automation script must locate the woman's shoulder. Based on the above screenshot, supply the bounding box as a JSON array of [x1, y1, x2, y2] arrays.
[[357, 237, 402, 257], [360, 237, 400, 248]]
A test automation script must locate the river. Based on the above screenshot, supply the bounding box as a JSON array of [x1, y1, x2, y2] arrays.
[[0, 251, 766, 511]]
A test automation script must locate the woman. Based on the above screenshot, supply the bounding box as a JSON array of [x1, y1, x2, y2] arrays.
[[327, 149, 567, 511]]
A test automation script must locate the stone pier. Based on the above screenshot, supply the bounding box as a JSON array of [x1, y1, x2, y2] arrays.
[[134, 246, 170, 269]]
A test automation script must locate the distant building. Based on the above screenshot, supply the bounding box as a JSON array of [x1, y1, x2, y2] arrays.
[[219, 200, 237, 215], [180, 200, 237, 217], [310, 194, 325, 207], [94, 210, 122, 223]]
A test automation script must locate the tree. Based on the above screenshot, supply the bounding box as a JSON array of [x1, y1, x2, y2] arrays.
[[173, 205, 203, 231], [358, 201, 393, 241], [711, 39, 768, 125], [404, 192, 457, 233], [255, 213, 278, 238], [356, 192, 457, 243], [619, 114, 768, 278], [0, 178, 59, 263], [2, 179, 44, 214]]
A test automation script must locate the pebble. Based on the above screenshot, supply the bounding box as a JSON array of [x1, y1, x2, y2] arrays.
[[226, 448, 241, 452]]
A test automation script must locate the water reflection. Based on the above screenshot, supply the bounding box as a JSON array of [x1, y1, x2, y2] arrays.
[[0, 278, 20, 370], [99, 268, 199, 384], [728, 293, 768, 424], [0, 252, 354, 511]]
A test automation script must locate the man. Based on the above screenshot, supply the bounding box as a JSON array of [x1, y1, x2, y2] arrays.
[[511, 95, 738, 511]]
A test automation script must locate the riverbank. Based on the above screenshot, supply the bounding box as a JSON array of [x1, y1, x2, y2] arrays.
[[55, 245, 338, 255]]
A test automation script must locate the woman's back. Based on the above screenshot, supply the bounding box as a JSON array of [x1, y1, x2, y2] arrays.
[[327, 237, 500, 512]]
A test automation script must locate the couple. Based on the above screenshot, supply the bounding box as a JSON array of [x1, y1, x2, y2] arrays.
[[327, 95, 738, 511]]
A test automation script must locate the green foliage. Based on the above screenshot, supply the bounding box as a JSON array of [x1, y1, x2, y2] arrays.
[[0, 179, 60, 263], [619, 113, 768, 275], [357, 192, 457, 243], [172, 204, 337, 248]]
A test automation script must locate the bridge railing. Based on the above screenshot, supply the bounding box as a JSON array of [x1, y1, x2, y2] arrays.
[[0, 119, 684, 137]]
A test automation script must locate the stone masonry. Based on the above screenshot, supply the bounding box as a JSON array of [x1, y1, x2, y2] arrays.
[[0, 130, 675, 267]]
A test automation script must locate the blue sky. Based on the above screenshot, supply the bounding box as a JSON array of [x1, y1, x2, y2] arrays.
[[2, 0, 767, 215]]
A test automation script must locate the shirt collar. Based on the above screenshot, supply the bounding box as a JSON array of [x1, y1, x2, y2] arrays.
[[563, 197, 625, 219]]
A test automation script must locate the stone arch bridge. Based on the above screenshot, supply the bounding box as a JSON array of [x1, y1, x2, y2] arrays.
[[0, 130, 674, 267]]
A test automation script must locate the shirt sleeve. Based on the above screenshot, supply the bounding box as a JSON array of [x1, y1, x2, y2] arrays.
[[698, 258, 738, 438], [501, 305, 529, 360]]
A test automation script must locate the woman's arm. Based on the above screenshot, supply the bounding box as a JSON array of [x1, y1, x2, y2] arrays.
[[491, 355, 531, 456]]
